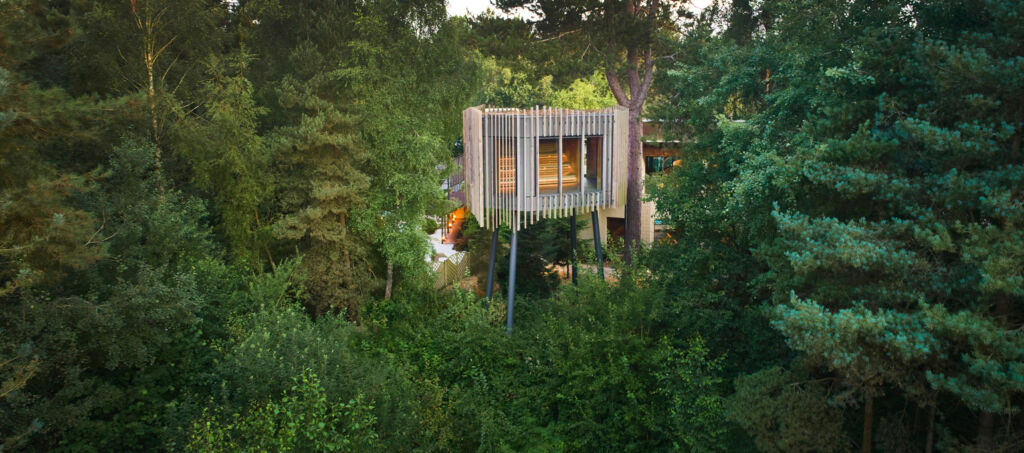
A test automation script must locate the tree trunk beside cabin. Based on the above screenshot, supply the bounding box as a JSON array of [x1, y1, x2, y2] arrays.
[[625, 109, 643, 262], [605, 45, 655, 264]]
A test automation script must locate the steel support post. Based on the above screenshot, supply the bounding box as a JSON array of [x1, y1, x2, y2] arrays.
[[506, 230, 518, 333], [592, 210, 604, 281], [570, 208, 578, 286]]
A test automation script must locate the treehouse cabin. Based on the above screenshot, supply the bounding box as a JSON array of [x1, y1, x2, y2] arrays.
[[461, 106, 628, 232]]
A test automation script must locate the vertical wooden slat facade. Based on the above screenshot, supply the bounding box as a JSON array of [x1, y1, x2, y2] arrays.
[[462, 105, 628, 233]]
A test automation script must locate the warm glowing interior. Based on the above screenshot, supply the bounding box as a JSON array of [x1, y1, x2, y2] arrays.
[[538, 138, 579, 193]]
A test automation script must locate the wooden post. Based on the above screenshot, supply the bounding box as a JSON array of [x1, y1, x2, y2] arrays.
[[507, 230, 518, 333]]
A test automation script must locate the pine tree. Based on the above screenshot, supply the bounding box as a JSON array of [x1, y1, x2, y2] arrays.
[[244, 0, 374, 316], [178, 51, 272, 267], [765, 1, 1023, 449], [655, 0, 1024, 450]]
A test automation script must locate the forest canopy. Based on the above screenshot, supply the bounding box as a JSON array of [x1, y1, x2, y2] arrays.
[[0, 0, 1021, 452]]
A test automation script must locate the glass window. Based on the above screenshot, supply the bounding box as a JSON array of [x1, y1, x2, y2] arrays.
[[645, 156, 668, 175], [584, 137, 602, 192], [538, 138, 582, 194], [538, 138, 559, 194], [562, 138, 580, 192]]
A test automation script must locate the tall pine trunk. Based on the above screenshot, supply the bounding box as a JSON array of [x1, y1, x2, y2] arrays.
[[863, 396, 874, 453], [926, 404, 936, 453], [624, 108, 643, 263], [132, 0, 170, 193], [606, 45, 656, 264], [977, 412, 994, 448]]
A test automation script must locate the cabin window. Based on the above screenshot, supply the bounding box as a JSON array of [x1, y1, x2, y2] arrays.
[[645, 156, 668, 175], [562, 138, 581, 192], [538, 138, 559, 194], [584, 137, 602, 192], [539, 137, 581, 194]]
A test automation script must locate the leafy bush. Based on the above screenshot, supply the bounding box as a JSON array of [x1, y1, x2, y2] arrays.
[[189, 370, 378, 452], [423, 217, 439, 235]]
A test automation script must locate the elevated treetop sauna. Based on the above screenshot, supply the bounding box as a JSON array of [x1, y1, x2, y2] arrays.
[[461, 106, 629, 232]]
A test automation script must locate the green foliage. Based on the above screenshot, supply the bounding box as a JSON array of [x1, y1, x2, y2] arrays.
[[360, 269, 728, 452], [64, 0, 227, 99], [654, 0, 1024, 449], [347, 2, 478, 299], [549, 71, 617, 110], [505, 273, 728, 451], [5, 0, 1023, 451], [209, 260, 453, 451], [475, 57, 554, 107], [462, 213, 588, 299], [727, 365, 847, 452], [189, 371, 378, 452], [0, 174, 102, 295], [245, 0, 477, 316], [464, 12, 593, 87], [178, 51, 272, 267], [422, 217, 439, 235]]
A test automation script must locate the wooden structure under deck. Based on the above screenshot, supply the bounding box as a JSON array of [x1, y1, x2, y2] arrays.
[[461, 106, 629, 232]]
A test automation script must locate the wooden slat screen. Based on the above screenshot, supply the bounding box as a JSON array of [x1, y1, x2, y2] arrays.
[[461, 105, 627, 232]]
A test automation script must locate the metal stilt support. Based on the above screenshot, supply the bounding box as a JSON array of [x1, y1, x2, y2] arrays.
[[485, 228, 499, 304], [506, 230, 518, 333], [592, 210, 604, 281], [570, 208, 578, 286]]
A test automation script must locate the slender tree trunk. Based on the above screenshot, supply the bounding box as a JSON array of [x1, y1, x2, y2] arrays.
[[148, 56, 161, 190], [978, 411, 994, 449], [264, 246, 277, 270], [605, 46, 655, 265], [253, 209, 276, 270], [976, 297, 1002, 446], [601, 1, 660, 264], [624, 108, 643, 263], [926, 404, 936, 453], [913, 405, 920, 432], [863, 396, 874, 453], [1011, 129, 1020, 158], [132, 1, 169, 194], [384, 260, 393, 299], [149, 60, 162, 185], [979, 296, 1012, 448]]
